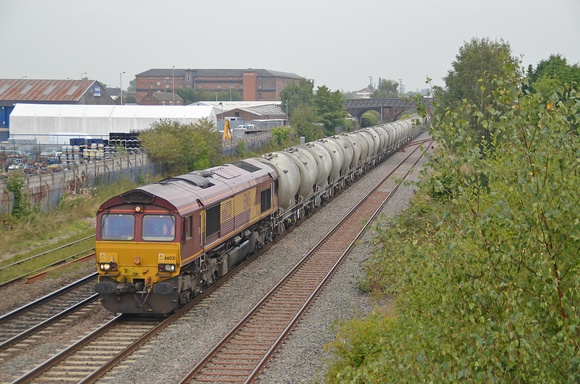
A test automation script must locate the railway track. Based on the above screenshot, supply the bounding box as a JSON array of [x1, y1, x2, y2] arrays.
[[178, 140, 431, 383], [0, 273, 99, 353], [9, 139, 431, 383]]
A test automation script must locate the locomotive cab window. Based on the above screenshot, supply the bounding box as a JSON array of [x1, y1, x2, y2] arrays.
[[101, 214, 135, 241], [261, 188, 271, 213], [142, 215, 176, 241]]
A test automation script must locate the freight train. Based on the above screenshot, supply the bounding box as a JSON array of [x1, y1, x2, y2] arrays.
[[94, 116, 426, 314]]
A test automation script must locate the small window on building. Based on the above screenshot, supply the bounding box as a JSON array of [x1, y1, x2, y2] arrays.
[[206, 204, 220, 238], [217, 85, 221, 89], [157, 82, 161, 86], [149, 76, 153, 80], [187, 76, 191, 81], [261, 188, 271, 213], [166, 77, 170, 80]]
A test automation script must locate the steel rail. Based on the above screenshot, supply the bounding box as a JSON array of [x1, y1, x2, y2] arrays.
[[0, 235, 95, 270], [0, 272, 97, 322], [0, 250, 95, 288]]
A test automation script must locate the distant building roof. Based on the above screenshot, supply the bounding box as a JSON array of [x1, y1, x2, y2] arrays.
[[0, 79, 105, 103], [153, 92, 183, 102], [136, 68, 302, 79]]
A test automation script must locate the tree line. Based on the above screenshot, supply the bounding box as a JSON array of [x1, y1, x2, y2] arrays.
[[323, 37, 580, 382]]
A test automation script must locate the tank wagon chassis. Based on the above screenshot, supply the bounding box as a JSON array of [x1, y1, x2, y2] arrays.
[[95, 117, 428, 314]]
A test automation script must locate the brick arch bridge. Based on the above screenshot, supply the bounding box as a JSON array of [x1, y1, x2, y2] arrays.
[[344, 98, 432, 122]]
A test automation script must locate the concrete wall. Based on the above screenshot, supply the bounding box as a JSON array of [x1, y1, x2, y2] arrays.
[[0, 152, 157, 213]]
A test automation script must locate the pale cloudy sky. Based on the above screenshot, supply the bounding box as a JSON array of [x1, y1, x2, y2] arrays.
[[1, 0, 579, 93]]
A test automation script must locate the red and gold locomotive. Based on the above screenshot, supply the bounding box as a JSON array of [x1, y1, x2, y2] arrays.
[[95, 159, 279, 314]]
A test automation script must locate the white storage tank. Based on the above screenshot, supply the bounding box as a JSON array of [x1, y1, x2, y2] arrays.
[[317, 138, 344, 182], [330, 135, 355, 173], [303, 142, 332, 189], [258, 152, 300, 210], [283, 147, 318, 200]]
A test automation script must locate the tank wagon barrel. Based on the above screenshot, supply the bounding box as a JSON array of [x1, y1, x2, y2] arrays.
[[94, 116, 428, 315]]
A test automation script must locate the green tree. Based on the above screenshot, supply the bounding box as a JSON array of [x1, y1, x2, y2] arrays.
[[439, 37, 517, 146], [290, 106, 324, 142], [139, 118, 221, 175], [325, 58, 580, 383], [372, 79, 399, 98], [177, 88, 197, 104], [280, 78, 314, 118], [128, 79, 136, 93], [360, 110, 380, 127], [6, 170, 30, 219], [312, 85, 350, 135], [526, 54, 580, 96]]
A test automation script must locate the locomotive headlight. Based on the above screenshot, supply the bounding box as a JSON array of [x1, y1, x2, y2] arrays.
[[158, 263, 176, 272], [100, 262, 117, 271]]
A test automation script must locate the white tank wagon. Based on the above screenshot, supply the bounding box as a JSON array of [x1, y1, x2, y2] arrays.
[[330, 135, 355, 175], [316, 138, 344, 183], [373, 125, 389, 154], [359, 130, 378, 166], [282, 147, 319, 203], [256, 115, 426, 227], [350, 133, 369, 166], [258, 152, 300, 210], [303, 142, 332, 189]]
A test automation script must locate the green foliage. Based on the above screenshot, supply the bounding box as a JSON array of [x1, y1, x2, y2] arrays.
[[139, 118, 222, 174], [290, 106, 324, 142], [325, 59, 580, 382], [372, 79, 399, 98], [177, 88, 243, 104], [270, 126, 293, 147], [280, 78, 315, 118], [360, 110, 380, 128], [526, 54, 580, 97], [439, 37, 518, 147], [313, 85, 350, 136], [6, 170, 31, 219], [176, 87, 197, 104]]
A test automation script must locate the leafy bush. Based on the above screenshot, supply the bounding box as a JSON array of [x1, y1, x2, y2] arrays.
[[324, 61, 580, 382]]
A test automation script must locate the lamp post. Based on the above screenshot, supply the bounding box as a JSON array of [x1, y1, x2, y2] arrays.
[[120, 71, 125, 105], [219, 102, 224, 129], [285, 100, 289, 125], [172, 66, 175, 104]]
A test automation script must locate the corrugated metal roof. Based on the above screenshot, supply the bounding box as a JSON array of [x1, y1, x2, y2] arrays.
[[0, 79, 96, 102]]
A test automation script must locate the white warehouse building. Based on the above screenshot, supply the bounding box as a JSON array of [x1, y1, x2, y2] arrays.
[[8, 104, 217, 144]]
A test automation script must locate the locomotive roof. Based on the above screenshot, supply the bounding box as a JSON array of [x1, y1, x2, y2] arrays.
[[98, 158, 277, 214]]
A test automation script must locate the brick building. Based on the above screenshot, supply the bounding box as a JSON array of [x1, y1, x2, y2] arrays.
[[135, 68, 302, 104]]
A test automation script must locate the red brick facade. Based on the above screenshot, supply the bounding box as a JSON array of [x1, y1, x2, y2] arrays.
[[135, 69, 301, 104]]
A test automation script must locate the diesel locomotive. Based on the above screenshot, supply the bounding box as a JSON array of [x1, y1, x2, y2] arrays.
[[95, 116, 425, 314]]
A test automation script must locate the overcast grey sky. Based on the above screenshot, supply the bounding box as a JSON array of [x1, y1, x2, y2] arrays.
[[1, 0, 579, 93]]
